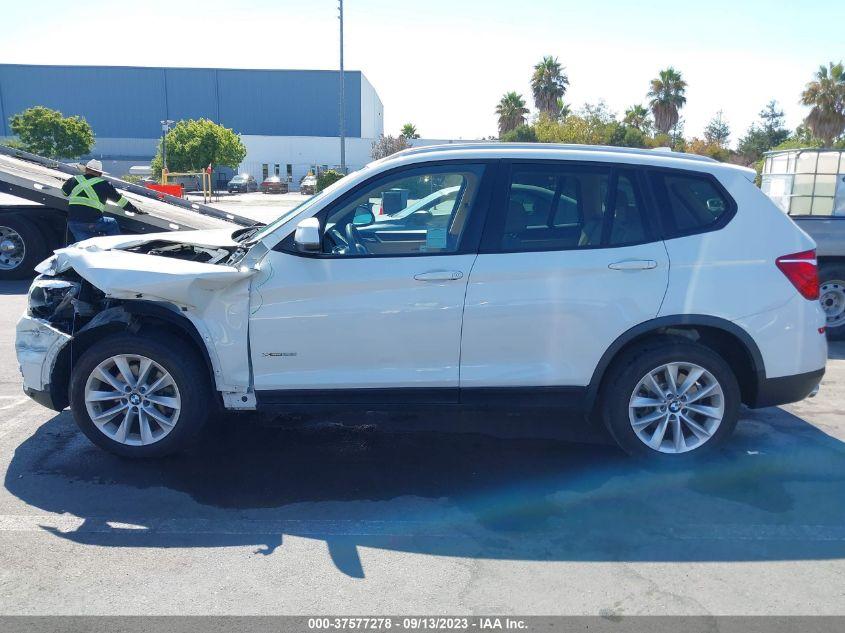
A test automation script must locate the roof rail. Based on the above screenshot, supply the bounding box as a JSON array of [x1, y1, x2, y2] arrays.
[[395, 142, 718, 163]]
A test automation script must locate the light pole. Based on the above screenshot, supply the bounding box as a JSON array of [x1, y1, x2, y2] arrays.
[[160, 119, 174, 180], [338, 0, 346, 173]]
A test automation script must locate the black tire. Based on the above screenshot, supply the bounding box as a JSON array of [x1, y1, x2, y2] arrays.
[[69, 332, 211, 458], [0, 215, 49, 280], [600, 338, 741, 461], [819, 264, 845, 341]]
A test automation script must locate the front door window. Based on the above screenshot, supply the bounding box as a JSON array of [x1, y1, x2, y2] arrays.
[[320, 165, 486, 257]]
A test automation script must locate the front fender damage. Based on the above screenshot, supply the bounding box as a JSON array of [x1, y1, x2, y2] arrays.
[[35, 240, 258, 407]]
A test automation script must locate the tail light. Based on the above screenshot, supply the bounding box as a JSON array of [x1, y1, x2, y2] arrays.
[[776, 249, 819, 300]]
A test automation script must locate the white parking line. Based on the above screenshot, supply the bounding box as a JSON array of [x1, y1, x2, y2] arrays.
[[0, 396, 30, 411]]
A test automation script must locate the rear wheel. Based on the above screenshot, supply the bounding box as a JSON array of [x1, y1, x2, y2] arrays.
[[0, 215, 48, 280], [819, 264, 845, 340], [601, 339, 740, 460], [70, 332, 211, 458]]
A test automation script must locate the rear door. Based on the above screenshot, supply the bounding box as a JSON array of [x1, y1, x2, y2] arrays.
[[460, 160, 669, 392]]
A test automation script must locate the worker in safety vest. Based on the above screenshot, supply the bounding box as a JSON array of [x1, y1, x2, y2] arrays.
[[61, 159, 146, 241]]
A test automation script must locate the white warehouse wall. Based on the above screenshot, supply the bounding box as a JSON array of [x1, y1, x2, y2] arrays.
[[360, 74, 384, 139], [238, 135, 377, 185]]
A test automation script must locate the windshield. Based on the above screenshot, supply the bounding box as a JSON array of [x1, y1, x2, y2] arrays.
[[388, 186, 461, 220], [249, 172, 353, 242], [230, 176, 247, 183]]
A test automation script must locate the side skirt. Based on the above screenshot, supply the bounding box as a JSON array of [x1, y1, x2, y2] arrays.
[[253, 386, 602, 442]]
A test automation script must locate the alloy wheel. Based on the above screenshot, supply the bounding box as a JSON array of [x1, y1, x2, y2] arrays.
[[84, 354, 181, 446], [628, 361, 724, 454]]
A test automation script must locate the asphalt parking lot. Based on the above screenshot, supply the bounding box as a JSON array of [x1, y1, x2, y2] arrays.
[[0, 279, 844, 615], [187, 190, 308, 224]]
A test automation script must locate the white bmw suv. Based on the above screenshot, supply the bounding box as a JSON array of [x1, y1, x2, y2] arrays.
[[16, 144, 827, 461]]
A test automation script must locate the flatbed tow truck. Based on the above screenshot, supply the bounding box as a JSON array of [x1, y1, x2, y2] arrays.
[[0, 144, 256, 280]]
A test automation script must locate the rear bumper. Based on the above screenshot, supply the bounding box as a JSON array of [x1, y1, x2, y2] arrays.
[[749, 368, 825, 408]]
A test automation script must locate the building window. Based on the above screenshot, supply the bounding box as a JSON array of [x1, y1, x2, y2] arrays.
[[274, 163, 280, 176], [286, 164, 293, 181], [262, 164, 269, 180]]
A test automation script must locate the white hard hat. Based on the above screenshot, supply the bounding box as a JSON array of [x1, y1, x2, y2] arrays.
[[84, 159, 104, 173]]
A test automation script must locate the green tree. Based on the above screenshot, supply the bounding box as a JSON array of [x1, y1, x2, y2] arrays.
[[759, 100, 790, 144], [496, 92, 529, 136], [703, 111, 730, 147], [151, 118, 246, 178], [400, 123, 420, 140], [8, 106, 94, 159], [316, 169, 345, 193], [623, 104, 652, 133], [555, 98, 572, 120], [737, 100, 792, 164], [801, 61, 845, 147], [500, 123, 537, 142], [647, 67, 687, 136], [531, 56, 569, 118]]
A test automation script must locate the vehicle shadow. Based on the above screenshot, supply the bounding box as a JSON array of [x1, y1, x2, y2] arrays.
[[5, 404, 845, 577]]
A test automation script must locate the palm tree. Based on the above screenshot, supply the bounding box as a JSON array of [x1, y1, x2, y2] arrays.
[[647, 67, 687, 136], [801, 61, 845, 147], [531, 56, 569, 117], [400, 123, 420, 140], [623, 104, 651, 132], [496, 92, 529, 136], [556, 98, 572, 120]]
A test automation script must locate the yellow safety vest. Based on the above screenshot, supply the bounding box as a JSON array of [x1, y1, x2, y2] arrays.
[[67, 175, 130, 212]]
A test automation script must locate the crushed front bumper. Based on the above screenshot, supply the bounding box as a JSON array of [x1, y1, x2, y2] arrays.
[[15, 315, 72, 411]]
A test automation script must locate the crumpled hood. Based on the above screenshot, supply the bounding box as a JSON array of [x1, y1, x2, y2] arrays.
[[67, 228, 241, 251], [36, 229, 254, 310]]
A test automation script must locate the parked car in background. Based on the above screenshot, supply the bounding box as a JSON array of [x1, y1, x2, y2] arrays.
[[227, 174, 258, 193], [261, 175, 289, 194], [761, 148, 845, 339], [17, 144, 826, 462], [300, 175, 317, 195]]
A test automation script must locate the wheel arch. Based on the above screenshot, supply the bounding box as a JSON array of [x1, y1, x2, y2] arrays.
[[51, 301, 220, 410], [586, 315, 766, 410]]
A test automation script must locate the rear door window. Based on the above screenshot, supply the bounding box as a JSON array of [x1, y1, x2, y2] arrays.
[[650, 171, 733, 237], [491, 164, 651, 252]]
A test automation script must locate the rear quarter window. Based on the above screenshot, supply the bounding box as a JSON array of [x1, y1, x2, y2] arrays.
[[649, 171, 734, 237]]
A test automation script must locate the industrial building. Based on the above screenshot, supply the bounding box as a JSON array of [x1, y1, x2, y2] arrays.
[[0, 64, 384, 187]]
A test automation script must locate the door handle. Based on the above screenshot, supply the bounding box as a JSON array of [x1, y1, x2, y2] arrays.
[[608, 259, 658, 270], [414, 270, 464, 281]]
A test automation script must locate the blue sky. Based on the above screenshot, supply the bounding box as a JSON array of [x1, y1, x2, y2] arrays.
[[1, 0, 843, 145]]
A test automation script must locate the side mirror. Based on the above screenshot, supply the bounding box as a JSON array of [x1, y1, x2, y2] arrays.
[[353, 204, 375, 226], [294, 217, 322, 252]]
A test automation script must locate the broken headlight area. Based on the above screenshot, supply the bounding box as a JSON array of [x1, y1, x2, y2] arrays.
[[28, 273, 104, 331]]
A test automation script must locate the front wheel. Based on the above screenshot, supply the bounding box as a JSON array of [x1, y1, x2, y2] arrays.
[[601, 339, 740, 460], [70, 332, 211, 458]]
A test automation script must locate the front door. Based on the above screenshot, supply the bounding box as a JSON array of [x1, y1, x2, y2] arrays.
[[248, 162, 491, 401], [460, 161, 669, 391]]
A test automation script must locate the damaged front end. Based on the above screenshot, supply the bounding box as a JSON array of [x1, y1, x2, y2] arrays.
[[16, 229, 259, 412]]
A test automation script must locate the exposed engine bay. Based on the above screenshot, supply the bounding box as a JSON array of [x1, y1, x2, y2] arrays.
[[124, 240, 235, 265]]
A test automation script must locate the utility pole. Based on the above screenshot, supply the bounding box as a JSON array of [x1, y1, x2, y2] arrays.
[[160, 119, 174, 180], [338, 0, 346, 173]]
